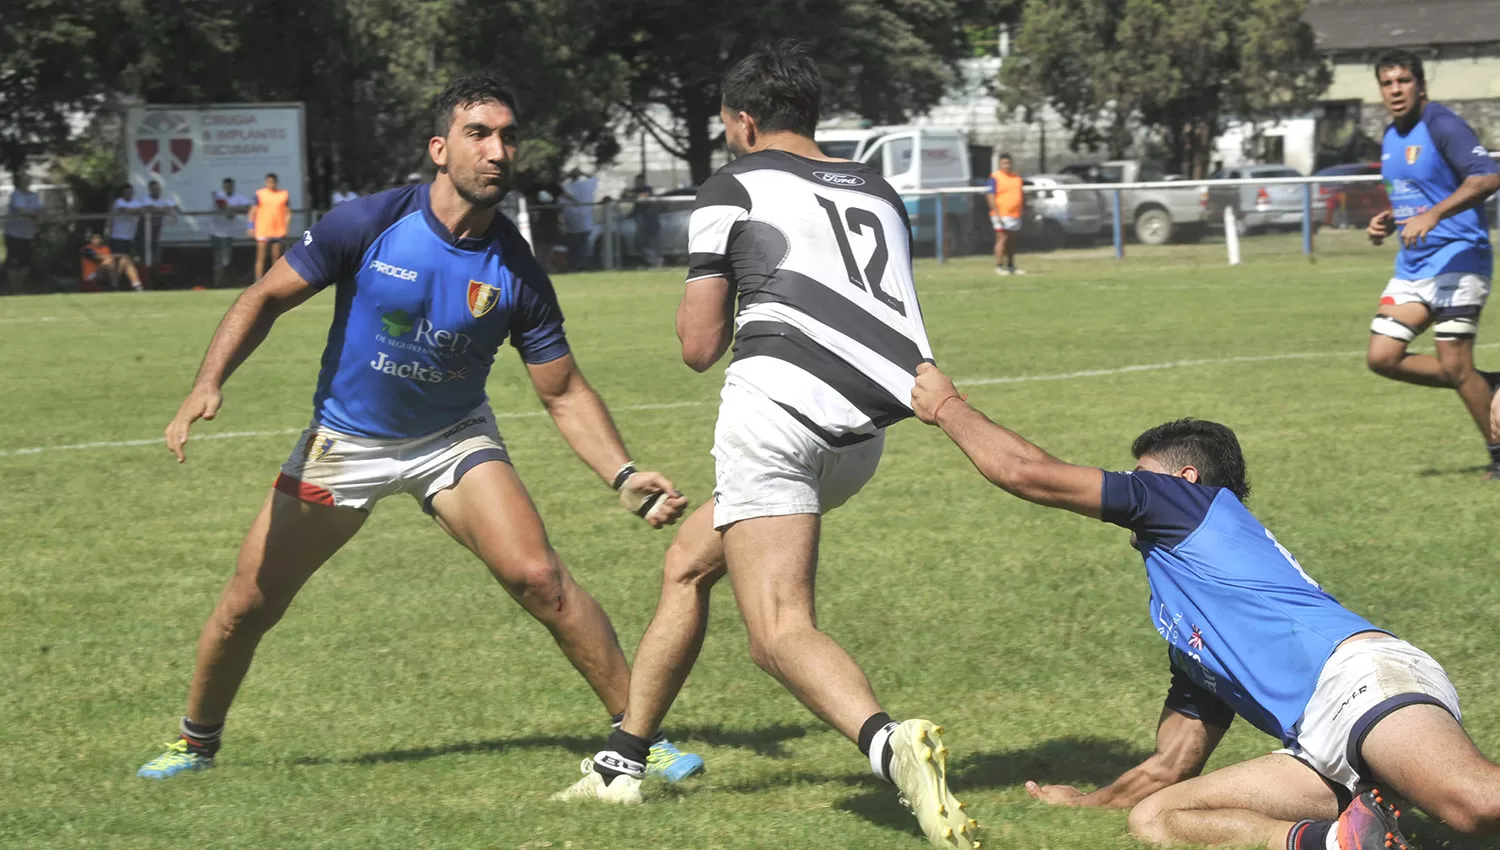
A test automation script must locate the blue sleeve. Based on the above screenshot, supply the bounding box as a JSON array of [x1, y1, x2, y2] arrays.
[[987, 177, 997, 195], [1428, 106, 1498, 179], [1099, 471, 1216, 548], [283, 187, 417, 290], [1164, 656, 1235, 729], [500, 218, 570, 364]]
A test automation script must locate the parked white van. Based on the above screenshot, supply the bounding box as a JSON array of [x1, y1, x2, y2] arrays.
[[816, 126, 977, 253]]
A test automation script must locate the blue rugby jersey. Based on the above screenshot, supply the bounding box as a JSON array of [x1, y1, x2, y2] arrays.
[[283, 184, 569, 439], [1381, 102, 1496, 280], [1100, 471, 1384, 746]]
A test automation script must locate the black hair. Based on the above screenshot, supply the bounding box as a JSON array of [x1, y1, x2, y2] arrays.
[[265, 172, 278, 181], [1131, 418, 1251, 502], [998, 152, 1013, 161], [720, 41, 822, 137], [432, 74, 520, 137], [1375, 49, 1425, 88]]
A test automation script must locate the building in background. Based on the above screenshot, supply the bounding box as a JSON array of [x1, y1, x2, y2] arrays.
[[1305, 0, 1500, 149]]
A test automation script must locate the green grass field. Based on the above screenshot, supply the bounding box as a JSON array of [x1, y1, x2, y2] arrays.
[[3, 231, 1498, 849]]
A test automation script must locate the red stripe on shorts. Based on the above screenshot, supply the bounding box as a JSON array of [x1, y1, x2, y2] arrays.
[[1379, 296, 1396, 306], [274, 472, 335, 507]]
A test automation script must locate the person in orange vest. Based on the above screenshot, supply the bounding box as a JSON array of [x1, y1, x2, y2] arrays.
[[247, 172, 291, 279], [988, 153, 1025, 275], [80, 232, 142, 292]]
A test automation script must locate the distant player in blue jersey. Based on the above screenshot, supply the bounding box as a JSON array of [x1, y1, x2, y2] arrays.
[[911, 363, 1500, 849], [137, 75, 705, 781], [1363, 50, 1500, 479]]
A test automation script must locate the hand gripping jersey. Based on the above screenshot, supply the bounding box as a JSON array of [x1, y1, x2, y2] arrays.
[[283, 184, 569, 439], [1381, 102, 1496, 280], [685, 151, 934, 444], [1100, 471, 1385, 746]]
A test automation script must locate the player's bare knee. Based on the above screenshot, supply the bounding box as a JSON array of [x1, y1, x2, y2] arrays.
[[1366, 347, 1405, 377], [1431, 790, 1500, 834], [496, 555, 568, 614], [1437, 356, 1475, 388], [744, 623, 795, 675], [1126, 798, 1171, 845], [663, 539, 725, 590], [216, 585, 282, 637]]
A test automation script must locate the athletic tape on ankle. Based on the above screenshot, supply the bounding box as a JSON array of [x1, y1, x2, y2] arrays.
[[593, 750, 645, 778], [868, 722, 899, 781]]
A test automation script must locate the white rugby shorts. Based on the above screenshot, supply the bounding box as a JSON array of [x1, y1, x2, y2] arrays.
[[711, 378, 883, 530], [1379, 272, 1491, 318], [1277, 635, 1461, 795], [990, 214, 1023, 232], [275, 404, 510, 513]]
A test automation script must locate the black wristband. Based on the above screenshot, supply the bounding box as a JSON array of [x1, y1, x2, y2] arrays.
[[611, 463, 637, 492]]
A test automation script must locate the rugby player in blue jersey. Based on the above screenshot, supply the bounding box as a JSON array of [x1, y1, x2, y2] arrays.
[[137, 75, 704, 781], [912, 363, 1500, 849], [1363, 50, 1500, 479]]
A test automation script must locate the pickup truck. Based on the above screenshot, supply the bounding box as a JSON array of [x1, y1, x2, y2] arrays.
[[1057, 160, 1207, 245]]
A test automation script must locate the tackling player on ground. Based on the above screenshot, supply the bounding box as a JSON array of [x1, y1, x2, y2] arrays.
[[1363, 49, 1500, 478], [552, 44, 978, 849], [911, 363, 1500, 849], [137, 75, 704, 781]]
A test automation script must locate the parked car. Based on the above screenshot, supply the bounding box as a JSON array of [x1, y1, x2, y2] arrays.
[[1314, 162, 1387, 228], [1018, 174, 1104, 250], [1205, 164, 1307, 233], [1057, 160, 1207, 245]]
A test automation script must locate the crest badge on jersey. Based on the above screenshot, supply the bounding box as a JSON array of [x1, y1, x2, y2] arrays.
[[1405, 145, 1423, 165], [467, 281, 499, 318]]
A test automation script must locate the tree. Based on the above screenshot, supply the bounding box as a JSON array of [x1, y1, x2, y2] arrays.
[[999, 0, 1329, 176], [593, 0, 1011, 184], [0, 0, 100, 175]]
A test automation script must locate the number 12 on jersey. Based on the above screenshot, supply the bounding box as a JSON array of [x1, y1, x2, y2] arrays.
[[814, 194, 905, 317]]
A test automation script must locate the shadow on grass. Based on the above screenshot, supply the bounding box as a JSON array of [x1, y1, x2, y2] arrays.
[[1416, 465, 1490, 478], [290, 722, 810, 767], [947, 735, 1150, 790], [836, 736, 1149, 839], [1401, 813, 1498, 850]]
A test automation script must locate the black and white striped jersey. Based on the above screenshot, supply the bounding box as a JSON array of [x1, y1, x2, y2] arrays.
[[685, 150, 934, 445]]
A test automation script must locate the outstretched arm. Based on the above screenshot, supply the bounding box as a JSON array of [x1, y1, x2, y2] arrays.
[[164, 259, 318, 462], [912, 363, 1103, 517], [1026, 708, 1229, 808], [525, 354, 688, 527]]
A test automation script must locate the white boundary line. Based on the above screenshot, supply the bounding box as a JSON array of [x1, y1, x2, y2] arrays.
[[2, 345, 1492, 459]]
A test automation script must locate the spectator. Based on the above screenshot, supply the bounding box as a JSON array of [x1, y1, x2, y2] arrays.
[[5, 173, 42, 294], [331, 180, 359, 205], [987, 153, 1025, 276], [628, 172, 661, 268], [110, 184, 144, 268], [562, 168, 598, 271], [523, 169, 570, 272], [81, 232, 142, 292], [209, 177, 251, 289], [248, 172, 290, 280], [142, 180, 181, 270]]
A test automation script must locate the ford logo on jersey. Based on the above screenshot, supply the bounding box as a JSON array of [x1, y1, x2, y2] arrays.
[[813, 171, 865, 187]]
